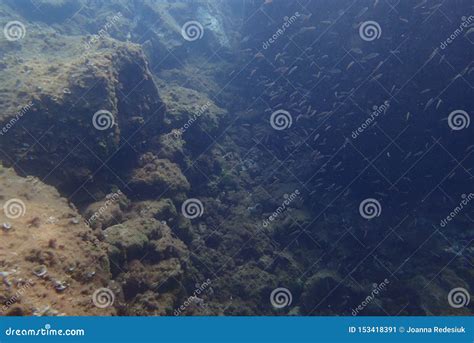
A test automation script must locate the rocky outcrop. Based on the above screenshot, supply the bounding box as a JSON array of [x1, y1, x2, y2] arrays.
[[0, 32, 165, 195], [83, 190, 130, 230], [128, 153, 190, 200], [103, 217, 190, 315]]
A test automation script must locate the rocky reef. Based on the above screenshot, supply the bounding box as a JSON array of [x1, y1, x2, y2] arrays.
[[0, 0, 472, 317]]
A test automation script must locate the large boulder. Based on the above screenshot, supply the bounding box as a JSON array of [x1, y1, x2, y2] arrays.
[[128, 153, 190, 199], [104, 223, 149, 262], [83, 190, 129, 230]]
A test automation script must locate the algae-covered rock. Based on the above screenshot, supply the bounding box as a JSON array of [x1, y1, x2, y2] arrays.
[[129, 153, 190, 198], [161, 84, 226, 137], [149, 235, 189, 262], [129, 199, 178, 221], [104, 223, 149, 261], [154, 131, 186, 163], [126, 290, 176, 316], [101, 215, 191, 314], [83, 190, 129, 229], [0, 33, 165, 194], [104, 217, 189, 265]]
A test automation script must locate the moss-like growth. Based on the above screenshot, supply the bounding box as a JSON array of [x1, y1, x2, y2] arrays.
[[161, 84, 226, 136], [129, 153, 190, 199]]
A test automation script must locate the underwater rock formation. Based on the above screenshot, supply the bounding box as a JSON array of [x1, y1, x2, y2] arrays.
[[84, 190, 129, 230], [0, 33, 164, 194], [1, 0, 472, 318], [128, 153, 190, 200], [103, 218, 190, 315], [0, 165, 114, 315]]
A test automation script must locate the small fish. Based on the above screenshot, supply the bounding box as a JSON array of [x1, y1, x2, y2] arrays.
[[365, 52, 379, 60], [288, 66, 298, 75], [424, 98, 434, 111], [414, 0, 427, 9], [372, 73, 383, 81], [414, 151, 424, 157], [299, 26, 317, 34]]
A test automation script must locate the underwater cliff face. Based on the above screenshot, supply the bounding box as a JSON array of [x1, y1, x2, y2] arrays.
[[0, 0, 472, 316]]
